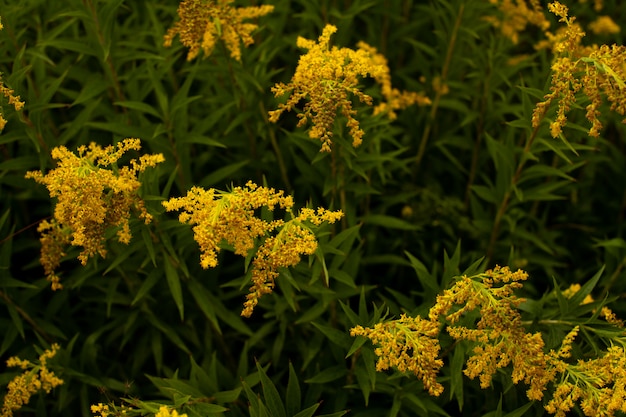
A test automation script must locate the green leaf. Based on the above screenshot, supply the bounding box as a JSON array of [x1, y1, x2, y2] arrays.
[[304, 365, 347, 384], [286, 362, 301, 417], [114, 101, 162, 118], [256, 361, 286, 417], [311, 322, 352, 349], [199, 160, 250, 188], [292, 403, 321, 417], [569, 266, 605, 307], [164, 251, 184, 321], [359, 214, 420, 231]]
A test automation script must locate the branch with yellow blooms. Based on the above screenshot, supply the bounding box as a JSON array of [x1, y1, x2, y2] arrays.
[[25, 139, 164, 290], [268, 24, 430, 153], [162, 182, 343, 317], [0, 16, 25, 132], [1, 344, 63, 417], [163, 0, 274, 61], [351, 265, 626, 417], [532, 1, 626, 139]]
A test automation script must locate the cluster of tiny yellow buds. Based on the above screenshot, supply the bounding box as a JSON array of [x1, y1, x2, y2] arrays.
[[428, 266, 527, 324], [162, 181, 294, 269], [588, 16, 621, 36], [25, 139, 164, 289], [0, 17, 26, 132], [532, 2, 626, 139], [484, 0, 550, 44], [242, 207, 343, 317], [428, 266, 561, 397], [350, 315, 444, 396], [545, 345, 626, 416], [155, 406, 188, 417], [90, 403, 110, 417], [2, 344, 63, 417], [563, 284, 625, 327], [355, 41, 431, 120], [269, 24, 391, 152], [163, 0, 273, 61], [295, 207, 344, 225]]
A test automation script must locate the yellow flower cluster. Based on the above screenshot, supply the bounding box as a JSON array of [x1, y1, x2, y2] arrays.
[[1, 344, 63, 417], [162, 182, 343, 317], [533, 2, 626, 138], [563, 283, 625, 327], [484, 0, 550, 44], [355, 42, 431, 120], [91, 404, 186, 417], [269, 24, 429, 152], [350, 314, 444, 396], [545, 344, 626, 416], [0, 17, 25, 132], [155, 405, 188, 417], [588, 16, 621, 36], [163, 0, 274, 61], [351, 265, 626, 416], [25, 139, 164, 290], [429, 266, 558, 398]]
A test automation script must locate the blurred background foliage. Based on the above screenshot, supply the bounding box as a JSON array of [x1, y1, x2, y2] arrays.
[[1, 0, 626, 415]]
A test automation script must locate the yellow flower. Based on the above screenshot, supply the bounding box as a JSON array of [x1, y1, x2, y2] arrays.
[[242, 206, 342, 317], [484, 0, 550, 44], [545, 345, 626, 417], [163, 182, 342, 317], [25, 139, 164, 289], [351, 314, 444, 396], [1, 344, 63, 417], [0, 18, 25, 132], [163, 181, 294, 269], [589, 16, 620, 36], [155, 406, 188, 417], [269, 24, 388, 152], [355, 41, 431, 120], [533, 2, 626, 138], [163, 0, 273, 61]]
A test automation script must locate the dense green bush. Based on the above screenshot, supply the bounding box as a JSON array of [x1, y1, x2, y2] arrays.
[[2, 0, 626, 416]]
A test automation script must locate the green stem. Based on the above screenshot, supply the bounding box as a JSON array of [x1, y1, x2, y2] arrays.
[[414, 3, 464, 173], [486, 123, 540, 264]]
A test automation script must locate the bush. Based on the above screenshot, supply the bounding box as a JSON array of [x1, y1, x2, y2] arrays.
[[2, 0, 626, 416]]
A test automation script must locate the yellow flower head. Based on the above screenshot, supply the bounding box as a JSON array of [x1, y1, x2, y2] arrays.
[[533, 2, 626, 139], [484, 0, 550, 44], [155, 406, 188, 417], [0, 17, 25, 132], [269, 24, 386, 152], [242, 207, 342, 317], [163, 182, 342, 317], [351, 314, 444, 396], [25, 139, 164, 289], [588, 16, 621, 36], [163, 181, 294, 269], [2, 344, 63, 417], [164, 0, 274, 61]]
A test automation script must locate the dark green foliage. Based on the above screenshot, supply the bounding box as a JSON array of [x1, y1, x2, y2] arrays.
[[2, 0, 626, 416]]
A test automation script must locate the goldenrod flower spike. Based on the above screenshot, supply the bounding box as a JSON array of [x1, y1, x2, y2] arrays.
[[163, 181, 294, 269], [163, 183, 343, 317], [163, 0, 274, 61], [242, 207, 343, 317], [0, 17, 25, 132], [350, 314, 444, 396], [154, 406, 188, 417], [1, 344, 63, 417], [533, 2, 626, 139], [25, 139, 164, 289], [484, 0, 550, 45]]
